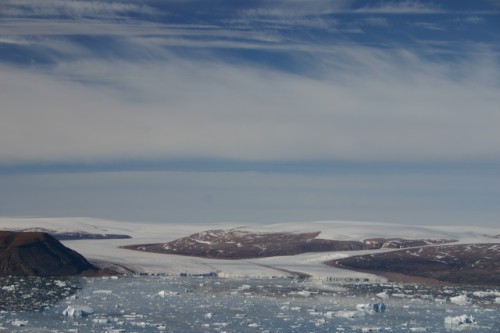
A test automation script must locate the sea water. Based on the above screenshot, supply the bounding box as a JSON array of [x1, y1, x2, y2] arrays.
[[0, 276, 498, 332]]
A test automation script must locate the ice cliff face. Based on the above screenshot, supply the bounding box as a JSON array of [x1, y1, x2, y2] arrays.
[[0, 231, 98, 276]]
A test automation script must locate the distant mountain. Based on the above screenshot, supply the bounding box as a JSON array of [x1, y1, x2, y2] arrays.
[[0, 231, 98, 276], [123, 228, 455, 259]]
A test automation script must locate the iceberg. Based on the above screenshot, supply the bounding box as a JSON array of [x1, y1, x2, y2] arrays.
[[62, 305, 95, 317]]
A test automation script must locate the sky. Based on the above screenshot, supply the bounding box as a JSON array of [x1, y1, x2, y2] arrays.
[[0, 0, 499, 226]]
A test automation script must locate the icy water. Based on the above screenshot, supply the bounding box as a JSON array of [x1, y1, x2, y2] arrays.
[[0, 276, 498, 332]]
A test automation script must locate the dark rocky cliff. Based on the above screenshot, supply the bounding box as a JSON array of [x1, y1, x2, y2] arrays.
[[0, 231, 98, 276]]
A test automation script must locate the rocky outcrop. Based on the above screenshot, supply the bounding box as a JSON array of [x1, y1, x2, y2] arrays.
[[0, 231, 98, 276], [328, 243, 500, 286]]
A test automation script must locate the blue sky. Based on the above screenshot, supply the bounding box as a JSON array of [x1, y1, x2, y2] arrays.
[[1, 0, 499, 226]]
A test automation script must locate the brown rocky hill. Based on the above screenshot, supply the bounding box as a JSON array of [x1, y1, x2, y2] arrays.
[[328, 243, 500, 286], [123, 229, 455, 259], [0, 231, 98, 276]]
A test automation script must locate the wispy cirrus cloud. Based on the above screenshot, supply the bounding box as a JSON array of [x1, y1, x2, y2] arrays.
[[355, 1, 444, 14], [358, 17, 391, 27], [0, 0, 158, 19], [1, 0, 499, 166], [0, 37, 32, 45], [1, 44, 499, 165]]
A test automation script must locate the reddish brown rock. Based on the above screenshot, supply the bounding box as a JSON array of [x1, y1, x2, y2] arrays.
[[0, 231, 98, 276], [328, 243, 500, 286], [123, 228, 455, 260]]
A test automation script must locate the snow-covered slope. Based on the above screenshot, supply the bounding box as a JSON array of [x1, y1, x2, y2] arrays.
[[0, 217, 498, 280]]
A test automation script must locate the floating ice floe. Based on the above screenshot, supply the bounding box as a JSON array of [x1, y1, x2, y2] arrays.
[[62, 305, 95, 317], [330, 310, 365, 319], [449, 294, 471, 306], [356, 302, 386, 313], [238, 284, 252, 291], [472, 290, 500, 298], [93, 289, 113, 295], [92, 317, 110, 324], [361, 327, 383, 332], [444, 314, 477, 327], [157, 290, 179, 297], [314, 318, 326, 327], [2, 285, 15, 292], [495, 297, 500, 304], [54, 280, 66, 287], [11, 319, 28, 327], [376, 291, 390, 299]]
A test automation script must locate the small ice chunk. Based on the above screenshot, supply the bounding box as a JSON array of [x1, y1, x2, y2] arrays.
[[297, 290, 312, 297], [334, 311, 364, 318], [472, 291, 500, 297], [356, 303, 371, 311], [356, 303, 385, 313], [314, 318, 326, 327], [11, 320, 28, 327], [92, 317, 110, 324], [323, 311, 335, 319], [376, 291, 389, 299], [449, 294, 471, 306], [361, 327, 383, 332], [205, 312, 214, 319], [444, 314, 477, 327], [62, 305, 95, 317], [495, 297, 500, 304], [54, 280, 66, 287], [238, 284, 252, 291], [93, 290, 112, 294], [158, 290, 179, 297]]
